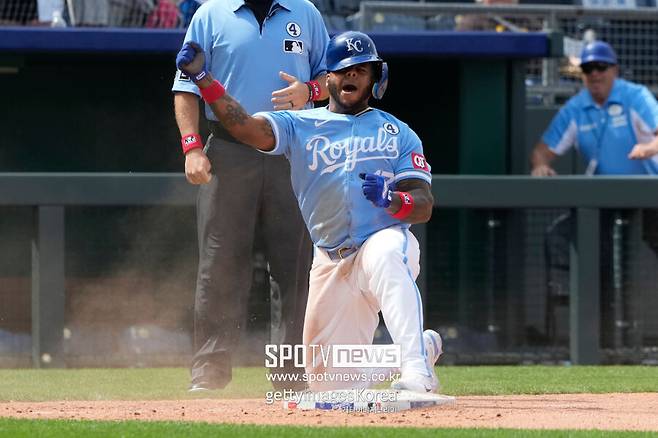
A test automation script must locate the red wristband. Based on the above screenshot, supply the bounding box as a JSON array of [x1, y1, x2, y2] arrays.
[[306, 80, 321, 102], [200, 80, 226, 104], [181, 133, 203, 155], [390, 192, 414, 220]]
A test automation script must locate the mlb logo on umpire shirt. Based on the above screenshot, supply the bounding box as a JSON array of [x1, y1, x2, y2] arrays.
[[284, 40, 304, 54]]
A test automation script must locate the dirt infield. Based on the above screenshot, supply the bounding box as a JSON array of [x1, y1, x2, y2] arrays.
[[1, 393, 657, 431]]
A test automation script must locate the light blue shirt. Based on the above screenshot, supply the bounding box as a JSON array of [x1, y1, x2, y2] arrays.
[[542, 78, 658, 174], [171, 0, 329, 119], [256, 107, 432, 250]]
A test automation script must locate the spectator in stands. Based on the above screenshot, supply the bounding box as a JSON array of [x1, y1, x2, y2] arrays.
[[64, 0, 153, 27], [108, 0, 154, 27], [65, 0, 110, 26], [146, 0, 178, 28], [179, 0, 202, 28]]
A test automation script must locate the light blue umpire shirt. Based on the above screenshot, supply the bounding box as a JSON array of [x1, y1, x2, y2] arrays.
[[255, 107, 433, 251], [542, 78, 658, 174], [171, 0, 329, 119]]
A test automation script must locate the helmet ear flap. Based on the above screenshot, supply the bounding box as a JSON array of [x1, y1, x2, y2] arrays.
[[372, 62, 388, 100]]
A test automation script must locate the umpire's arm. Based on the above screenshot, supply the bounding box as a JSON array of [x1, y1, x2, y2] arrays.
[[174, 92, 214, 185], [389, 179, 434, 224]]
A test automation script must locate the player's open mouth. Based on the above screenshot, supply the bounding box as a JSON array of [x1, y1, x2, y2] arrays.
[[342, 84, 357, 93]]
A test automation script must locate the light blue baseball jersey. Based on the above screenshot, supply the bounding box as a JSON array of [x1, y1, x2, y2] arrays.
[[255, 106, 432, 250], [171, 0, 329, 119], [542, 78, 658, 174]]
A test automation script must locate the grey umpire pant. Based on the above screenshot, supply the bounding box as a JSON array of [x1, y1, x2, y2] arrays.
[[191, 133, 312, 390]]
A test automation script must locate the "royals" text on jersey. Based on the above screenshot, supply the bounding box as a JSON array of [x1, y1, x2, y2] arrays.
[[306, 127, 400, 174]]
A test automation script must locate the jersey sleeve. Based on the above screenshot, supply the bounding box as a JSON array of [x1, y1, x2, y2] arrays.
[[541, 105, 577, 155], [171, 6, 212, 96], [253, 110, 296, 156], [630, 85, 658, 133], [307, 7, 329, 80], [393, 127, 432, 185]]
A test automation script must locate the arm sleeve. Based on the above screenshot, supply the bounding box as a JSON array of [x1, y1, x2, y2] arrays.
[[307, 7, 329, 79], [253, 111, 296, 156], [541, 106, 577, 155], [393, 128, 432, 185], [171, 7, 212, 96]]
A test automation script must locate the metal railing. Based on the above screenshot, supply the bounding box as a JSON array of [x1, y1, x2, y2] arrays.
[[3, 173, 658, 367], [357, 2, 658, 102]]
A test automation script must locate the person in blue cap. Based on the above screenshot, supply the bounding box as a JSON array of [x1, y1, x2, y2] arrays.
[[531, 40, 658, 345], [531, 40, 658, 176]]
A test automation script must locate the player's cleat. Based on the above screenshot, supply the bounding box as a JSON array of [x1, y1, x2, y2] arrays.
[[188, 382, 218, 393], [423, 329, 443, 389], [391, 330, 443, 393]]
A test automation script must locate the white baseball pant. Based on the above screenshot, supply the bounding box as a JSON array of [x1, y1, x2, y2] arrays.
[[303, 225, 429, 392]]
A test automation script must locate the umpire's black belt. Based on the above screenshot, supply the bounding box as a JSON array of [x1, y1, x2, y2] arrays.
[[324, 246, 359, 262], [208, 121, 244, 145]]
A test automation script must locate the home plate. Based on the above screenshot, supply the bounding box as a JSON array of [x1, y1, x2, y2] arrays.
[[282, 389, 455, 413]]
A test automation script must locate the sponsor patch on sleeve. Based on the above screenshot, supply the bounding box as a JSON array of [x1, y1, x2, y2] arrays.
[[411, 152, 429, 172]]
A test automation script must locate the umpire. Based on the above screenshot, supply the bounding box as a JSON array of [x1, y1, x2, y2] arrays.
[[172, 0, 329, 391]]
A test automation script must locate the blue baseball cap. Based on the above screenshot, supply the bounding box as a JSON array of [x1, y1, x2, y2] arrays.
[[580, 41, 617, 65]]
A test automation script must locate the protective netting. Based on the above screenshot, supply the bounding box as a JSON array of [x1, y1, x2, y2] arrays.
[[2, 206, 657, 367]]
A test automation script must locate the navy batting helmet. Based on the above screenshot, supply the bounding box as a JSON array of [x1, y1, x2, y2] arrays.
[[326, 31, 388, 100], [580, 41, 617, 65]]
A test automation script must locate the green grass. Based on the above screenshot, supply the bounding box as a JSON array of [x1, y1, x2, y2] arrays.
[[1, 367, 656, 437], [0, 419, 654, 438], [441, 366, 658, 395], [0, 366, 657, 401]]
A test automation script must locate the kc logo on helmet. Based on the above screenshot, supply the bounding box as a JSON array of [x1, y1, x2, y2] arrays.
[[412, 152, 429, 171], [345, 38, 363, 53]]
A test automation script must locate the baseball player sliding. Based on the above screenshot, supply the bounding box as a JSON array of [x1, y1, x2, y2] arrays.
[[176, 31, 443, 394]]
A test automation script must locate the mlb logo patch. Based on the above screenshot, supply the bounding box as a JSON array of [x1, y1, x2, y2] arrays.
[[411, 153, 429, 171], [284, 39, 304, 54]]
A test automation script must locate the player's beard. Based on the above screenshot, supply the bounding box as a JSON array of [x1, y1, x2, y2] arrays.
[[328, 81, 371, 115]]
